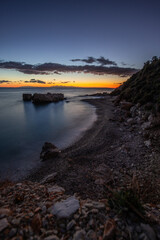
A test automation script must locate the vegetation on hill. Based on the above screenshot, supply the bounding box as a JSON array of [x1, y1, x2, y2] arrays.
[[111, 56, 160, 112]]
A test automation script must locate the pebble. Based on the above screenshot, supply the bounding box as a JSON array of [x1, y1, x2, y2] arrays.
[[9, 228, 17, 237], [141, 223, 156, 240], [44, 235, 60, 240], [67, 219, 76, 231], [86, 229, 97, 239], [0, 180, 159, 240], [73, 230, 86, 240], [0, 218, 9, 232]]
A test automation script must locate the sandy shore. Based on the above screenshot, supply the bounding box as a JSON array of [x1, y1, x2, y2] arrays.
[[26, 95, 159, 203]]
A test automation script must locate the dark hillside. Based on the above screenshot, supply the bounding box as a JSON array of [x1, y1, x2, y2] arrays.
[[111, 57, 160, 111]]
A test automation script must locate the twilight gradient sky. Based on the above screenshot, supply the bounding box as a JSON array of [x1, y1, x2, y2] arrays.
[[0, 0, 160, 88]]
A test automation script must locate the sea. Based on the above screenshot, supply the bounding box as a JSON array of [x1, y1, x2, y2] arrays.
[[0, 87, 113, 180]]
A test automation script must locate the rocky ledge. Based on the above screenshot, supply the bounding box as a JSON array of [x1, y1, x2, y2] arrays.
[[23, 93, 64, 104], [0, 181, 159, 240]]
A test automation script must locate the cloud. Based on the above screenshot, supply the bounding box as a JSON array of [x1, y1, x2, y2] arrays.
[[61, 81, 70, 84], [0, 80, 11, 84], [0, 60, 139, 77], [71, 57, 95, 64], [71, 56, 117, 66], [96, 57, 117, 66], [48, 82, 55, 84], [114, 82, 123, 84], [54, 71, 61, 75], [24, 79, 46, 84]]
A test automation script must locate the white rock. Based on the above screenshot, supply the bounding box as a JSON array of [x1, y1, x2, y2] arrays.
[[51, 196, 80, 218], [144, 140, 151, 148], [48, 185, 65, 193]]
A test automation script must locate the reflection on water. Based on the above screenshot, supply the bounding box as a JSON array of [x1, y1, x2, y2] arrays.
[[0, 87, 112, 180]]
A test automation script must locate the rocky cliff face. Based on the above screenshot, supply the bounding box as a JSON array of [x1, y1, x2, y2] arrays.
[[111, 57, 160, 112]]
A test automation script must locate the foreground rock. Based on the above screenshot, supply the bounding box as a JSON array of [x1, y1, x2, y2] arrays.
[[22, 93, 64, 104], [51, 196, 80, 218], [40, 142, 61, 161]]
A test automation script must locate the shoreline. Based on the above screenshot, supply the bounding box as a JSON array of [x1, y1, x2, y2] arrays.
[[1, 95, 160, 239], [26, 95, 159, 203]]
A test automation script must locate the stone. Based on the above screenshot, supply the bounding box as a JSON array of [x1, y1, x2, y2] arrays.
[[23, 93, 32, 101], [44, 235, 60, 240], [51, 196, 80, 218], [73, 230, 86, 240], [9, 228, 17, 238], [42, 205, 47, 214], [11, 218, 21, 225], [103, 219, 116, 240], [130, 105, 138, 117], [120, 101, 133, 111], [67, 219, 76, 231], [141, 121, 152, 130], [40, 142, 60, 161], [144, 140, 151, 148], [86, 229, 97, 240], [48, 185, 65, 194], [141, 223, 156, 240], [41, 172, 57, 184], [31, 213, 42, 233], [0, 218, 9, 232], [93, 202, 105, 210], [0, 208, 11, 216], [127, 118, 135, 125]]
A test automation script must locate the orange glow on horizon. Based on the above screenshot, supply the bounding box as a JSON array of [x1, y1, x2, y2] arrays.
[[0, 82, 122, 88]]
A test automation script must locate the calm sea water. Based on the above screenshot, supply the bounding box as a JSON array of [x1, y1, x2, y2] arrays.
[[0, 87, 112, 180]]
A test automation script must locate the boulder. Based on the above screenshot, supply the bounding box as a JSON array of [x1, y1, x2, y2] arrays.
[[50, 196, 80, 218], [32, 93, 64, 104], [40, 142, 60, 161], [23, 93, 32, 101], [120, 101, 133, 111]]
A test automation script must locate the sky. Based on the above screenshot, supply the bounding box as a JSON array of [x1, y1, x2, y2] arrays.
[[0, 0, 160, 88]]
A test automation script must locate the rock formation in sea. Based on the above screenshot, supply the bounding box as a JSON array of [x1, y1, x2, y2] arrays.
[[40, 142, 61, 161], [23, 93, 64, 104]]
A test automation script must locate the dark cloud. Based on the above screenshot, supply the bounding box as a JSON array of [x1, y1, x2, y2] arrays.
[[96, 57, 117, 66], [0, 80, 11, 84], [0, 60, 139, 77], [71, 56, 117, 66], [121, 62, 127, 66], [61, 81, 70, 84], [71, 57, 95, 64], [121, 62, 135, 67], [114, 82, 123, 85], [54, 71, 61, 75], [24, 79, 46, 84], [48, 82, 55, 84]]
